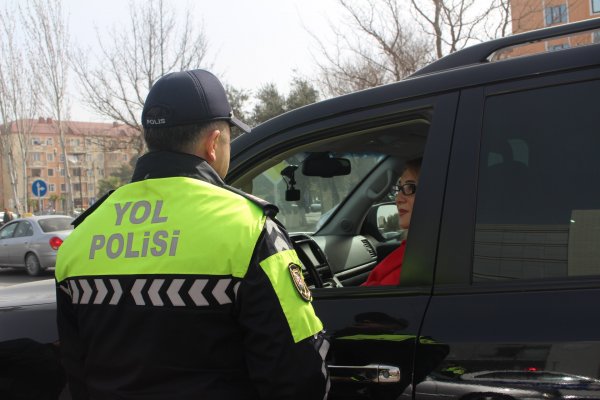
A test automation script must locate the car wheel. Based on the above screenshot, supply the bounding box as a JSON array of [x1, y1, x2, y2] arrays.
[[25, 253, 42, 276]]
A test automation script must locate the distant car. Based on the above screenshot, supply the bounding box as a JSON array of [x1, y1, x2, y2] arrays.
[[0, 215, 74, 276]]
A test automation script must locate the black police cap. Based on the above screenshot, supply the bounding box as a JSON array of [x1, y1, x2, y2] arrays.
[[141, 69, 250, 133]]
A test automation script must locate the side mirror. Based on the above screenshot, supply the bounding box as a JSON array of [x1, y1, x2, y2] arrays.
[[302, 153, 351, 177], [363, 203, 403, 242]]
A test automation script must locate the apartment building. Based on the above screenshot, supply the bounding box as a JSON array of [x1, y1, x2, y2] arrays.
[[506, 0, 600, 57], [0, 117, 139, 214]]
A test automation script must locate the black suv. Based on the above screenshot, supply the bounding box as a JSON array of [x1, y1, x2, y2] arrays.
[[2, 18, 600, 400]]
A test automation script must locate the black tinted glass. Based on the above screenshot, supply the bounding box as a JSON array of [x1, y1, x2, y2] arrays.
[[475, 79, 600, 282]]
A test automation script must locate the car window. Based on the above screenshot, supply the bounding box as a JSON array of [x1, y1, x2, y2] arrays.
[[247, 152, 385, 233], [474, 79, 600, 282], [230, 114, 437, 289], [0, 222, 18, 239], [38, 217, 74, 232], [13, 221, 33, 238]]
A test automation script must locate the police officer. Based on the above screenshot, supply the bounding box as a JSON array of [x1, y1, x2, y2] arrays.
[[55, 69, 329, 400]]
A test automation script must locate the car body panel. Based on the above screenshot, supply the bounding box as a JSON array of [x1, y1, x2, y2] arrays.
[[0, 279, 58, 342], [415, 64, 600, 399]]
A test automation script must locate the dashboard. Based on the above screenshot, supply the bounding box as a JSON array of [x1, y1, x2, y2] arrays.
[[290, 233, 378, 288]]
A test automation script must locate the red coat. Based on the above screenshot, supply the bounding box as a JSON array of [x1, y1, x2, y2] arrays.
[[362, 241, 406, 286]]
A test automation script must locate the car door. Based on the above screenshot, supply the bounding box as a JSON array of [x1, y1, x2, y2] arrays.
[[0, 222, 19, 266], [10, 221, 35, 267], [229, 91, 458, 399], [417, 62, 600, 397]]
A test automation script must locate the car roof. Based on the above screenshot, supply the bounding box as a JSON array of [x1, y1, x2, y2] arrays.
[[232, 19, 600, 157], [10, 215, 73, 223]]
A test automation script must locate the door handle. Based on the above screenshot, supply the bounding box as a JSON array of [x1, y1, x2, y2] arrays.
[[328, 363, 400, 383]]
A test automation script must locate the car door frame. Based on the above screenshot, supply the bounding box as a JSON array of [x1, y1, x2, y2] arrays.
[[229, 90, 460, 398], [0, 221, 20, 267], [10, 220, 35, 268], [417, 64, 600, 398]]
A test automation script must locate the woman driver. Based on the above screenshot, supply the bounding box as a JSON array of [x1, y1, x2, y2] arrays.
[[362, 158, 422, 286]]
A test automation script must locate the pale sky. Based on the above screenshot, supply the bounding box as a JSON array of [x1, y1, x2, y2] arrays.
[[64, 0, 343, 121]]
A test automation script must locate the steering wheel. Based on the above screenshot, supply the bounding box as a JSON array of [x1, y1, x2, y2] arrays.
[[289, 234, 329, 288]]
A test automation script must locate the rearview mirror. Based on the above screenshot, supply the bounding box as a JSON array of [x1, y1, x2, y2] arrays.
[[302, 153, 351, 177]]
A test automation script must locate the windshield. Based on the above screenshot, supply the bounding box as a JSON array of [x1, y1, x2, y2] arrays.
[[38, 217, 74, 232], [246, 152, 385, 233]]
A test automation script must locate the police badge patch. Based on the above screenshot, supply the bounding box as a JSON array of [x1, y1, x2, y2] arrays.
[[288, 263, 312, 302]]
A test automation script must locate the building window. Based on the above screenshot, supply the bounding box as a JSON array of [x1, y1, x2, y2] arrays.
[[47, 153, 54, 162], [60, 184, 66, 192], [31, 137, 42, 146], [548, 42, 571, 51], [46, 137, 53, 145], [31, 152, 41, 162], [60, 154, 65, 162], [545, 4, 568, 26], [73, 183, 81, 191], [31, 168, 42, 177], [60, 168, 65, 177], [48, 168, 54, 177], [593, 0, 600, 13], [49, 184, 55, 192], [593, 30, 600, 43]]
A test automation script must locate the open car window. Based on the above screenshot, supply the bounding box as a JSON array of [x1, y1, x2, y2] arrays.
[[230, 116, 431, 289]]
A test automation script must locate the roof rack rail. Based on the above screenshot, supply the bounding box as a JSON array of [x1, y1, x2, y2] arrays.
[[411, 18, 600, 77]]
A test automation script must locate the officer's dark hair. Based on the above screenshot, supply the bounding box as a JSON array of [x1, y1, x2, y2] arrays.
[[143, 120, 229, 153]]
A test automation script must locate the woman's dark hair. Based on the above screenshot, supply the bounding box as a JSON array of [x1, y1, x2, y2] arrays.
[[404, 157, 423, 176]]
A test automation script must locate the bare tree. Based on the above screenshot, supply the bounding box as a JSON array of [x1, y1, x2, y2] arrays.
[[409, 0, 521, 59], [72, 0, 212, 154], [507, 0, 547, 34], [22, 0, 73, 213], [0, 5, 39, 214], [314, 0, 432, 97]]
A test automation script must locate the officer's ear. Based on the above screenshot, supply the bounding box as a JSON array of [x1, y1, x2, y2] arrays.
[[203, 129, 222, 163]]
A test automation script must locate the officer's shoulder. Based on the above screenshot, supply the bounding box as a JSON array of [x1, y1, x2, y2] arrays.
[[223, 185, 279, 218]]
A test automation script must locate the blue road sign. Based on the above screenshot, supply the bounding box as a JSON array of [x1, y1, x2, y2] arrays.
[[32, 179, 48, 197]]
